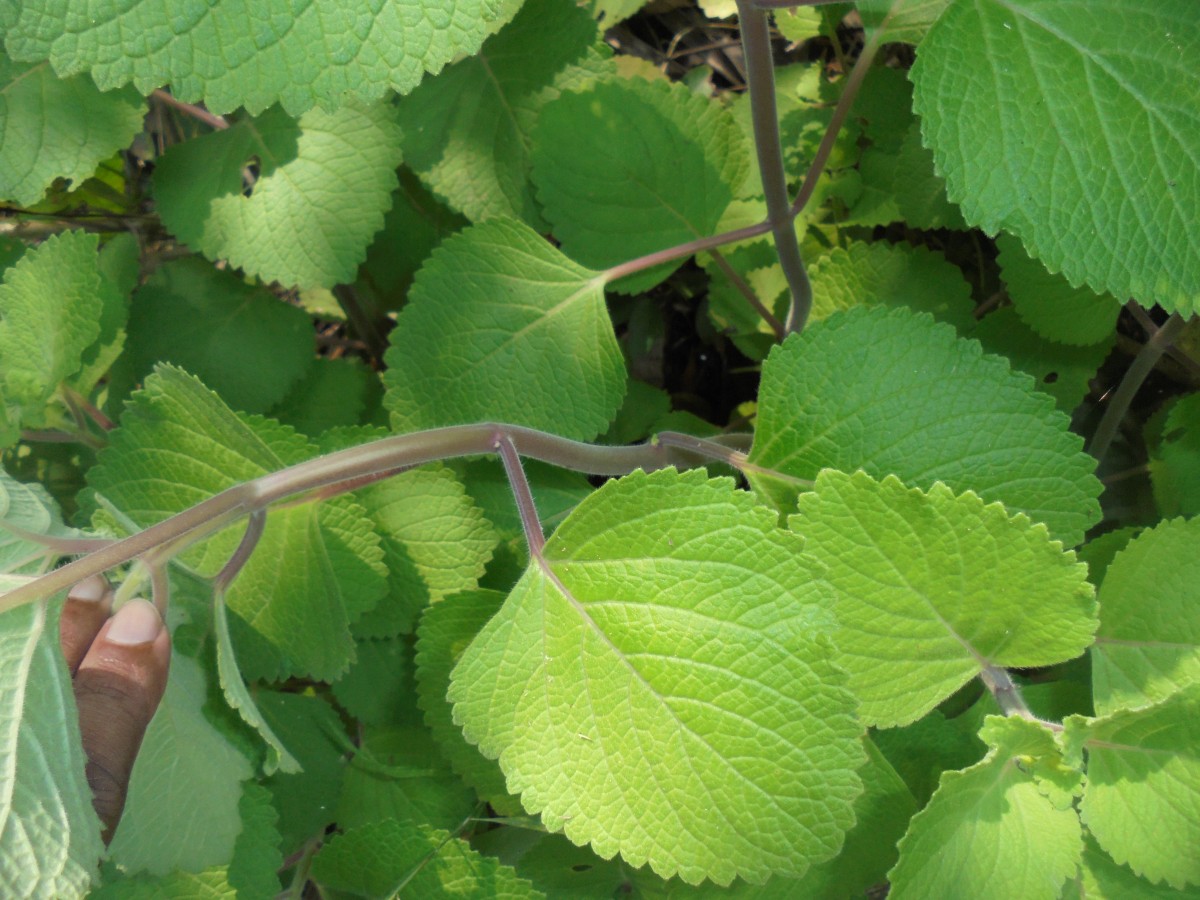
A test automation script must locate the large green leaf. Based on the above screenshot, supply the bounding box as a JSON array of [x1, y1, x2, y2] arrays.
[[1091, 518, 1200, 715], [794, 470, 1096, 727], [383, 218, 625, 441], [0, 55, 144, 205], [912, 0, 1200, 312], [0, 230, 102, 435], [1065, 686, 1200, 890], [0, 594, 103, 898], [532, 76, 747, 292], [106, 653, 253, 876], [2, 0, 504, 115], [888, 717, 1083, 899], [748, 306, 1101, 546], [154, 103, 402, 289], [0, 468, 85, 574], [397, 0, 599, 225], [450, 468, 864, 885], [88, 366, 387, 681]]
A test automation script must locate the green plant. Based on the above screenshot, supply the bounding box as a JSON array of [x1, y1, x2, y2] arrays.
[[1, 0, 1198, 896]]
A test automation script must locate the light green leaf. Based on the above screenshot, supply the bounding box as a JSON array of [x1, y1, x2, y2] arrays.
[[997, 233, 1122, 346], [0, 467, 85, 574], [3, 0, 503, 116], [70, 233, 139, 399], [0, 55, 144, 205], [888, 722, 1083, 900], [1065, 685, 1200, 890], [0, 230, 102, 430], [450, 468, 864, 885], [0, 596, 103, 898], [794, 470, 1096, 727], [226, 782, 282, 900], [416, 589, 518, 812], [91, 866, 237, 899], [748, 305, 1102, 546], [154, 102, 402, 289], [107, 653, 252, 876], [532, 77, 747, 293], [1091, 518, 1200, 715], [311, 820, 545, 898], [88, 366, 387, 681], [383, 217, 624, 441], [872, 710, 985, 807], [912, 0, 1200, 312], [1149, 394, 1200, 518], [807, 240, 976, 331], [398, 0, 598, 225], [857, 0, 952, 44], [774, 8, 823, 44], [112, 258, 314, 414], [1070, 835, 1200, 899]]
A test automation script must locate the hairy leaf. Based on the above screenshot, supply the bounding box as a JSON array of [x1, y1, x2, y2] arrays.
[[450, 469, 864, 885]]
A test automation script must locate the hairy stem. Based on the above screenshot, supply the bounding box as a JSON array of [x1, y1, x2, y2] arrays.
[[980, 665, 1035, 720], [151, 89, 229, 130], [1, 423, 768, 613], [1088, 313, 1188, 463], [709, 249, 786, 340], [602, 220, 774, 284], [214, 510, 267, 592], [737, 0, 812, 334], [496, 434, 546, 558]]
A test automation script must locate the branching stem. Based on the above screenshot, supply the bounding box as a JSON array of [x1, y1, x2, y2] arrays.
[[496, 433, 546, 558], [980, 665, 1035, 720]]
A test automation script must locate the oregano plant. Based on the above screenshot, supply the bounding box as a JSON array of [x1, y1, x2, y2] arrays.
[[1, 0, 1198, 896]]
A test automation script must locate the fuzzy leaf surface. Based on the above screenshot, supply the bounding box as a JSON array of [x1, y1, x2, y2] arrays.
[[532, 77, 747, 292], [0, 55, 144, 205], [795, 470, 1096, 726], [450, 469, 864, 885], [1065, 686, 1200, 890], [888, 719, 1083, 899], [87, 367, 387, 681], [311, 819, 544, 898], [912, 0, 1200, 312], [397, 0, 598, 224], [1092, 518, 1200, 715], [383, 218, 624, 441], [748, 306, 1101, 545], [0, 469, 84, 574], [0, 595, 102, 899], [3, 0, 503, 115], [154, 103, 402, 289], [0, 231, 102, 430]]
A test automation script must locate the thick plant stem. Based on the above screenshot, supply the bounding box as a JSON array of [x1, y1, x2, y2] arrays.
[[496, 435, 546, 558], [980, 665, 1035, 720], [736, 0, 812, 334], [0, 423, 760, 613], [1088, 313, 1188, 464]]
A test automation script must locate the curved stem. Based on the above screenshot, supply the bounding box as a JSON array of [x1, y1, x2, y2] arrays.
[[980, 665, 1035, 720], [1088, 313, 1188, 463], [737, 0, 813, 334], [602, 220, 774, 285], [496, 435, 545, 558]]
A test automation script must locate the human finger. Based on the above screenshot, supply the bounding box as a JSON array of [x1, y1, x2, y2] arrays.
[[73, 598, 171, 842], [59, 575, 114, 674]]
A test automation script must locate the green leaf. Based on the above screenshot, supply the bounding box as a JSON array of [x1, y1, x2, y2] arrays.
[[450, 468, 864, 885], [911, 0, 1200, 312], [888, 719, 1083, 900], [88, 366, 387, 681], [857, 0, 952, 44], [794, 469, 1096, 727], [269, 357, 381, 437], [111, 258, 315, 414], [872, 710, 985, 807], [311, 820, 544, 898], [382, 218, 625, 441], [332, 635, 418, 727], [107, 652, 253, 876], [1091, 518, 1200, 715], [3, 0, 503, 116], [335, 724, 478, 833], [1065, 685, 1200, 890], [748, 306, 1102, 546], [0, 55, 144, 205], [531, 76, 747, 292], [416, 589, 517, 812], [970, 307, 1113, 414], [0, 467, 85, 574], [154, 102, 402, 289], [0, 596, 103, 898], [226, 782, 282, 899], [0, 230, 102, 431], [1070, 835, 1200, 899], [71, 232, 139, 398], [397, 0, 598, 225], [997, 233, 1122, 346], [807, 240, 976, 331], [1150, 394, 1200, 518]]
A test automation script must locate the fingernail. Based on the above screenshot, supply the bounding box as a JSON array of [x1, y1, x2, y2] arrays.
[[68, 575, 111, 604], [106, 599, 164, 646]]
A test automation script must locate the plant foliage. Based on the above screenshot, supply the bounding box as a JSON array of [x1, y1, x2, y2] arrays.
[[1, 0, 1198, 896]]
